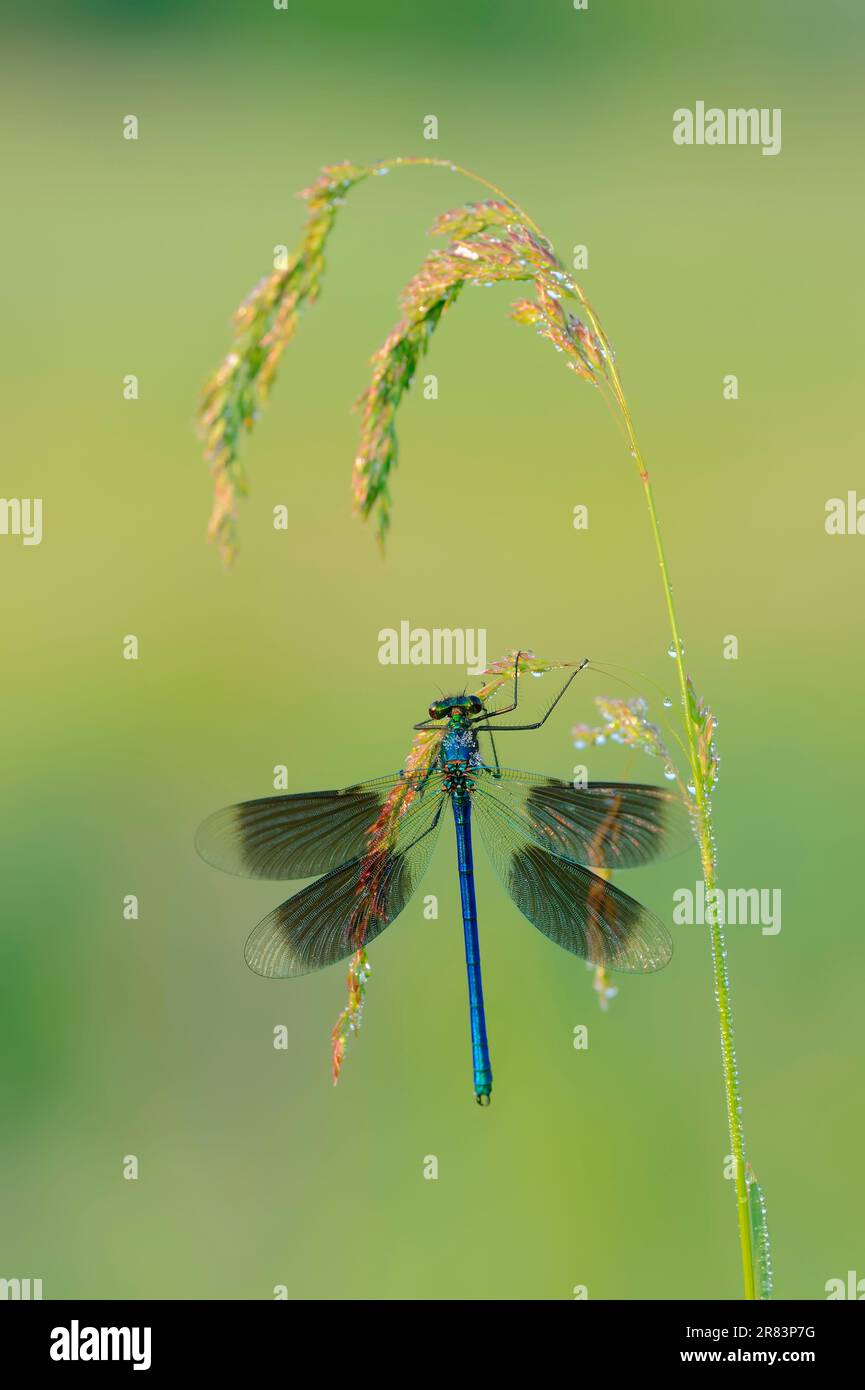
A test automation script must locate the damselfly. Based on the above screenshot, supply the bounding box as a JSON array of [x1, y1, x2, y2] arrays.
[[196, 655, 688, 1104]]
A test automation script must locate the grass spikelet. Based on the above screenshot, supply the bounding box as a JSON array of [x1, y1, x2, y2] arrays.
[[354, 216, 606, 537], [353, 281, 462, 546], [197, 161, 373, 564], [331, 947, 370, 1085], [329, 717, 445, 1082]]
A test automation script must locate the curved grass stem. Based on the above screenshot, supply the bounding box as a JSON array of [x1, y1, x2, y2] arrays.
[[596, 346, 757, 1302], [371, 156, 547, 239], [380, 156, 758, 1298]]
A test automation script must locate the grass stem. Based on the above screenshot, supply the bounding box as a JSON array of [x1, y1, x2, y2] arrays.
[[385, 157, 758, 1297]]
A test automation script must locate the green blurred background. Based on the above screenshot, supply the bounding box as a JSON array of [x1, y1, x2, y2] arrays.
[[2, 0, 863, 1300]]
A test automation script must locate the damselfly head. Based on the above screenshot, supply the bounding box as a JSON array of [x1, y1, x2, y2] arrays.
[[428, 693, 484, 722]]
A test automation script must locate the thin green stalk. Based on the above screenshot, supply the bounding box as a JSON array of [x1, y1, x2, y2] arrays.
[[368, 160, 757, 1296], [370, 156, 547, 240], [383, 160, 758, 1294], [589, 337, 756, 1300]]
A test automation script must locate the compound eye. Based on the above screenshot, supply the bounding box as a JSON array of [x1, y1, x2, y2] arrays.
[[429, 704, 444, 721], [468, 696, 483, 714]]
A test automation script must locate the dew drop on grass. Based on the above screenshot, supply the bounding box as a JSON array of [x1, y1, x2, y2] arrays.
[[663, 762, 676, 781], [667, 643, 677, 657], [748, 1176, 774, 1300], [663, 696, 673, 708]]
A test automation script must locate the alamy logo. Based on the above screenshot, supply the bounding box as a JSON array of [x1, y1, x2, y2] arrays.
[[673, 882, 782, 936], [0, 497, 42, 545], [378, 622, 487, 675], [673, 102, 781, 156], [825, 492, 865, 535], [50, 1320, 151, 1371], [825, 1270, 865, 1299], [0, 1276, 42, 1299]]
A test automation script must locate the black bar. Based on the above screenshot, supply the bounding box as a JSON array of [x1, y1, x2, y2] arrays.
[[3, 1297, 858, 1374]]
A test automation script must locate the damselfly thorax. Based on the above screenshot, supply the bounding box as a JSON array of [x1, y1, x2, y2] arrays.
[[433, 696, 484, 789]]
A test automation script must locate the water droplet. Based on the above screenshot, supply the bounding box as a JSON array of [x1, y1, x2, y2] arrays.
[[373, 167, 390, 176], [667, 644, 676, 658], [663, 762, 676, 781], [663, 696, 673, 708]]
